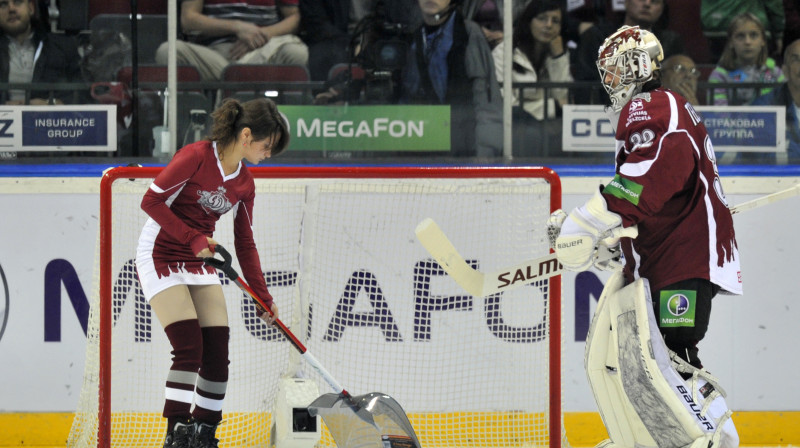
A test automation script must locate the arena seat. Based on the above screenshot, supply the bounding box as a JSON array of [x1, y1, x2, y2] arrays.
[[116, 65, 203, 87], [89, 14, 168, 64], [221, 64, 312, 104], [88, 0, 167, 21]]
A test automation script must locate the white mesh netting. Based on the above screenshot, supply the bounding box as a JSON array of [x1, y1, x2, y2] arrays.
[[68, 167, 567, 448]]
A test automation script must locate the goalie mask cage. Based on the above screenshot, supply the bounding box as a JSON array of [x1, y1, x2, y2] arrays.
[[68, 166, 567, 448]]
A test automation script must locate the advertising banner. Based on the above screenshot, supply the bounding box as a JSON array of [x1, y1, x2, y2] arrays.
[[563, 104, 785, 152], [280, 105, 451, 151], [0, 105, 116, 152]]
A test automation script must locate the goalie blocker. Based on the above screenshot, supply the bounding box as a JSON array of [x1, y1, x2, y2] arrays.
[[586, 272, 738, 448]]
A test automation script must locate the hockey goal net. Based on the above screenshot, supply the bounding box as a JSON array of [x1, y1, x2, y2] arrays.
[[68, 166, 566, 448]]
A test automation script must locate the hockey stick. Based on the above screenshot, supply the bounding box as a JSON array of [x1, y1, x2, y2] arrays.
[[729, 183, 800, 214], [416, 218, 637, 298], [415, 218, 564, 297], [203, 246, 374, 417], [203, 245, 421, 448], [416, 185, 800, 298]]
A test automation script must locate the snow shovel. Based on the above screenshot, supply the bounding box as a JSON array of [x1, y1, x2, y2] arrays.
[[203, 245, 421, 448]]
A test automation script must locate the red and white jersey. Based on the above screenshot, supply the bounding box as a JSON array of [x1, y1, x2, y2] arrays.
[[604, 88, 742, 295], [138, 140, 273, 305]]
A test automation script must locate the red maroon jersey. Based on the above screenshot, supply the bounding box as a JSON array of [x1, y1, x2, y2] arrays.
[[140, 140, 273, 305], [603, 89, 742, 294]]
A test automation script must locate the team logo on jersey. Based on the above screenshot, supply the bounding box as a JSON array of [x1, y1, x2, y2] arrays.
[[659, 290, 696, 328], [197, 186, 233, 214], [626, 99, 652, 127]]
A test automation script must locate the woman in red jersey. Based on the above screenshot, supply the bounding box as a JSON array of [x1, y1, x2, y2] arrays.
[[135, 98, 289, 448]]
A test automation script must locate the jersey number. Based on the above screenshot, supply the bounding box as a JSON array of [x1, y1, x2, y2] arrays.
[[629, 129, 655, 150]]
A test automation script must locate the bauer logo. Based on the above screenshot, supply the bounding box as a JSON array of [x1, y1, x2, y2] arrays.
[[660, 290, 696, 328], [0, 262, 8, 343]]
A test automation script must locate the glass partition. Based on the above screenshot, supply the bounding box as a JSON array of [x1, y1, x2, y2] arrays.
[[0, 0, 796, 167]]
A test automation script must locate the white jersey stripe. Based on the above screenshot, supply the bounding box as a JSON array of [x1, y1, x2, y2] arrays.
[[666, 90, 679, 131]]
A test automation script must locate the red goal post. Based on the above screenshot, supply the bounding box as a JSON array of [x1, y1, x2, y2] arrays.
[[69, 166, 566, 448]]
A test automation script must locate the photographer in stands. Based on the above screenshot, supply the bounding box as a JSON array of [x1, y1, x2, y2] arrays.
[[0, 0, 83, 105], [302, 0, 416, 83], [309, 0, 417, 105]]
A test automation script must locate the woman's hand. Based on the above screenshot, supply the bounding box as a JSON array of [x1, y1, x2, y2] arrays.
[[195, 237, 219, 258], [259, 302, 279, 326], [549, 35, 565, 58]]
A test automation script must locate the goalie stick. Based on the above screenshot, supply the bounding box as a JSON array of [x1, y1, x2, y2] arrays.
[[416, 185, 800, 297], [415, 218, 563, 297], [729, 183, 800, 214]]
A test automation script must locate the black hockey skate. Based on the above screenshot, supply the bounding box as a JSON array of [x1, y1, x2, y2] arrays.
[[192, 422, 220, 448], [163, 421, 195, 448]]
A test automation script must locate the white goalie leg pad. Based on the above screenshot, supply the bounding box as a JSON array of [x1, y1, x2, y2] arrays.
[[586, 271, 656, 448], [585, 273, 737, 448], [671, 355, 739, 448]]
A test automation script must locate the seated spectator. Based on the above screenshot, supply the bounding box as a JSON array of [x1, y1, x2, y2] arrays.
[[155, 0, 309, 82], [750, 38, 800, 163], [573, 0, 684, 104], [701, 0, 784, 60], [708, 12, 784, 106], [0, 0, 83, 105], [661, 53, 701, 105], [491, 0, 570, 157], [398, 0, 502, 157]]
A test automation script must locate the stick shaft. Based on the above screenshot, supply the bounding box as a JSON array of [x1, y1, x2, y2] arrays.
[[481, 253, 562, 296], [729, 184, 800, 214], [231, 277, 347, 394], [415, 218, 562, 296]]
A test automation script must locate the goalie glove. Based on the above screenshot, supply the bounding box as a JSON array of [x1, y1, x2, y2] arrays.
[[594, 239, 623, 271], [556, 188, 626, 271]]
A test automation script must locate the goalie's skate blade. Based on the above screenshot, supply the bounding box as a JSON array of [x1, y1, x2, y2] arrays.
[[309, 392, 421, 448]]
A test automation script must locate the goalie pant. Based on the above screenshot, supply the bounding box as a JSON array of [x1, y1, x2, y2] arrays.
[[585, 272, 738, 448]]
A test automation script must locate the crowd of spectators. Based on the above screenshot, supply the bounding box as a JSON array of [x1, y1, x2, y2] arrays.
[[2, 0, 800, 162]]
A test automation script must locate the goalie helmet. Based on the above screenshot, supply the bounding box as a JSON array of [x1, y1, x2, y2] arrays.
[[596, 25, 664, 112]]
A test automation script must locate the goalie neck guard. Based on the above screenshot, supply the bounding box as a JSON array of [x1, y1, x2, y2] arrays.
[[596, 25, 664, 112]]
